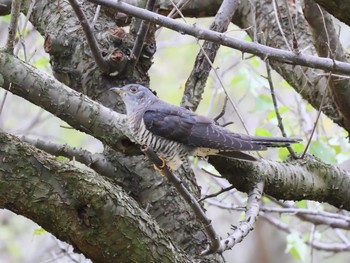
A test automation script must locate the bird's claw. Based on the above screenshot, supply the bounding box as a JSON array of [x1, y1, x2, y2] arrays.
[[153, 157, 173, 173]]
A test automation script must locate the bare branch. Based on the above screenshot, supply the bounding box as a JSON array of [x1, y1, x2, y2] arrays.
[[141, 145, 221, 255], [302, 73, 330, 158], [198, 185, 235, 203], [209, 154, 350, 211], [68, 0, 110, 73], [88, 0, 350, 75], [22, 137, 117, 179], [213, 181, 264, 253], [129, 0, 156, 71], [5, 0, 21, 53], [261, 212, 350, 252], [265, 59, 298, 159]]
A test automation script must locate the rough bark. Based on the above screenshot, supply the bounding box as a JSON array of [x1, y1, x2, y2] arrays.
[[0, 132, 189, 263]]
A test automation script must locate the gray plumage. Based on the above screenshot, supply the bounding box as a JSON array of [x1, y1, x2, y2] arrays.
[[111, 84, 301, 170]]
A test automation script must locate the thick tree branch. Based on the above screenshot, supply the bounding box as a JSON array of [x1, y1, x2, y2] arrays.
[[0, 50, 130, 148], [22, 137, 117, 179], [209, 155, 350, 210], [0, 132, 189, 262]]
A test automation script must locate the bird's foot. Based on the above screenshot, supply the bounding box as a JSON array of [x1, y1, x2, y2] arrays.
[[153, 157, 174, 174], [154, 156, 166, 170]]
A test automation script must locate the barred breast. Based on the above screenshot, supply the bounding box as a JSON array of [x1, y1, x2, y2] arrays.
[[128, 111, 190, 170]]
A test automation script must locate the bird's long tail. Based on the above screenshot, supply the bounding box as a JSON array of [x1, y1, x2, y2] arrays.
[[248, 135, 302, 148]]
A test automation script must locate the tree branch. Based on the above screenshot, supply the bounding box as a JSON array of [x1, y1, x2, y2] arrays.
[[22, 136, 117, 179], [0, 131, 189, 262], [181, 0, 239, 111], [68, 0, 110, 73], [141, 145, 221, 255], [215, 181, 263, 253], [5, 0, 22, 53], [209, 155, 350, 210], [88, 0, 350, 76]]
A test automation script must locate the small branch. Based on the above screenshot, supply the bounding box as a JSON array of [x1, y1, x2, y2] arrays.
[[302, 73, 331, 158], [140, 145, 221, 254], [207, 199, 350, 230], [5, 0, 22, 53], [261, 211, 350, 252], [212, 181, 264, 254], [68, 0, 110, 73], [88, 0, 350, 76], [198, 185, 235, 202], [129, 0, 156, 71], [265, 59, 298, 159], [213, 96, 229, 124], [22, 137, 117, 179]]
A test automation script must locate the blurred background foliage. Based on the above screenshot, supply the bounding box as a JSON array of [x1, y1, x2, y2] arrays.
[[1, 12, 350, 263]]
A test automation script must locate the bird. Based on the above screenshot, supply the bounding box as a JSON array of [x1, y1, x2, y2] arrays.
[[110, 84, 301, 170]]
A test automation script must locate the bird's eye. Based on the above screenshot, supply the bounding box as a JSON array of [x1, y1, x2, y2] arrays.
[[130, 86, 138, 93]]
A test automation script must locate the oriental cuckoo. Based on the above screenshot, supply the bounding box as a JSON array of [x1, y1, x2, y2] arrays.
[[111, 84, 301, 170]]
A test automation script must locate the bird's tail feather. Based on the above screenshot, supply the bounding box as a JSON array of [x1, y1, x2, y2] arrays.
[[249, 136, 302, 148]]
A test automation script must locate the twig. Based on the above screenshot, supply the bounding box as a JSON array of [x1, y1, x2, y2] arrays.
[[68, 0, 110, 73], [302, 73, 331, 158], [282, 0, 299, 53], [198, 185, 235, 202], [23, 137, 117, 179], [5, 0, 22, 53], [129, 0, 156, 72], [88, 0, 350, 75], [265, 59, 298, 159], [261, 211, 350, 252], [91, 4, 101, 27], [140, 145, 221, 254], [213, 96, 229, 124], [209, 181, 264, 254], [207, 199, 350, 228]]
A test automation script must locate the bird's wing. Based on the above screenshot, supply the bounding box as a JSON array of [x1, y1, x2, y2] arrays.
[[143, 106, 266, 151]]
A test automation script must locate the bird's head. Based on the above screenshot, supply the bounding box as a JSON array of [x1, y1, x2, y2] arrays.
[[110, 84, 158, 114]]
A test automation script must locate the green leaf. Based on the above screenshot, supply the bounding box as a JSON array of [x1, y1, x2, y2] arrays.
[[309, 141, 336, 164], [251, 56, 260, 68], [278, 148, 289, 160], [57, 156, 69, 162], [33, 56, 50, 68], [255, 94, 272, 112], [33, 227, 47, 235], [229, 75, 244, 86], [295, 200, 307, 209], [286, 232, 307, 261], [255, 128, 271, 137]]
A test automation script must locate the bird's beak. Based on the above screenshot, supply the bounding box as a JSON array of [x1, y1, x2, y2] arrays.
[[110, 87, 127, 94]]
